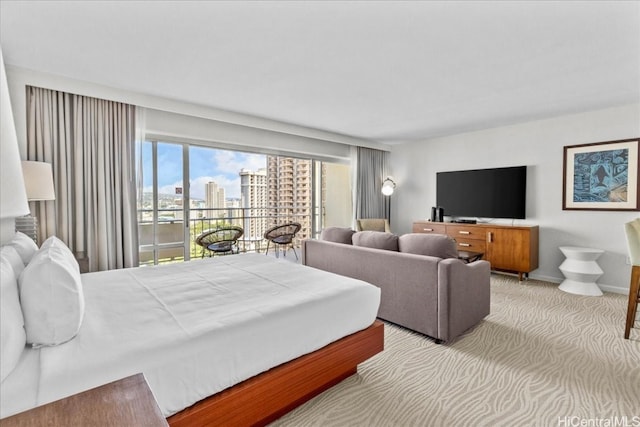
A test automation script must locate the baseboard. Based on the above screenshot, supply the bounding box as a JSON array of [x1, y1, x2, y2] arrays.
[[498, 272, 628, 296], [491, 271, 561, 284], [528, 273, 561, 284], [598, 284, 627, 295]]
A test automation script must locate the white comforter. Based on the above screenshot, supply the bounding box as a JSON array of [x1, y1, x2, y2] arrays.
[[1, 254, 380, 418]]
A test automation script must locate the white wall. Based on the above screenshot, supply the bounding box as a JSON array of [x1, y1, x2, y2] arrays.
[[390, 104, 640, 294], [5, 65, 390, 159]]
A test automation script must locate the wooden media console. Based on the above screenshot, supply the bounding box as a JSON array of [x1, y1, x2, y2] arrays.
[[413, 221, 539, 281]]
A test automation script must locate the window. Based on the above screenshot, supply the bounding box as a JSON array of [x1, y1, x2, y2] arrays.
[[137, 141, 186, 265], [136, 141, 350, 264]]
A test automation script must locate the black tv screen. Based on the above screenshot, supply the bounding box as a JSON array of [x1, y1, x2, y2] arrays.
[[436, 166, 527, 219]]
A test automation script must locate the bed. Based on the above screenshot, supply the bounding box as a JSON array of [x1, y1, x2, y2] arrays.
[[1, 237, 383, 426]]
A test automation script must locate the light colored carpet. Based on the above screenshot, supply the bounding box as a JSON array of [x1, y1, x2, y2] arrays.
[[270, 274, 640, 427]]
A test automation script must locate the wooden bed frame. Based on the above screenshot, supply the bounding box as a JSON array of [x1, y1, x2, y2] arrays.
[[167, 320, 384, 427]]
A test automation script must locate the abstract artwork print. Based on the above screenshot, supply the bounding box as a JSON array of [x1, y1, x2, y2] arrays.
[[563, 138, 639, 211], [572, 148, 628, 203]]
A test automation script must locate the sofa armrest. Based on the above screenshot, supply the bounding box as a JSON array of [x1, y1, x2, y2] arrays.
[[303, 238, 443, 338], [437, 258, 491, 342]]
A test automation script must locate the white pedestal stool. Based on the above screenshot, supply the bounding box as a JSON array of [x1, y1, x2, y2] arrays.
[[558, 246, 604, 296]]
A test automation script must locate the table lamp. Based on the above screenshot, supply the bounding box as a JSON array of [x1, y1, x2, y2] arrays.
[[17, 161, 56, 243]]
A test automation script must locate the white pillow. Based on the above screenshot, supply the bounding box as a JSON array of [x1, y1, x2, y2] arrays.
[[38, 236, 80, 273], [9, 231, 39, 265], [1, 245, 25, 278], [0, 258, 26, 381], [19, 242, 85, 346]]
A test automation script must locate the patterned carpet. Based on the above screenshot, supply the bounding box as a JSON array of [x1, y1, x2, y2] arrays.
[[270, 274, 640, 427]]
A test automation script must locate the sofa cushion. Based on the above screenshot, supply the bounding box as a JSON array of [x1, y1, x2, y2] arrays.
[[352, 231, 399, 251], [320, 227, 355, 244], [398, 233, 458, 259]]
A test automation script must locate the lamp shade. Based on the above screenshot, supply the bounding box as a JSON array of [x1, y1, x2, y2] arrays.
[[0, 47, 29, 219], [21, 161, 55, 201], [382, 177, 396, 196]]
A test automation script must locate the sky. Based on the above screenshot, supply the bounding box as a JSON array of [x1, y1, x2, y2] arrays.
[[141, 143, 266, 199]]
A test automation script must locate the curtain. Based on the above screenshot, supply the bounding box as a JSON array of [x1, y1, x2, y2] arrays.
[[26, 86, 138, 271], [354, 146, 390, 221]]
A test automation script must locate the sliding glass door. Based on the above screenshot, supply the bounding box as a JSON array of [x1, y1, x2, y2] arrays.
[[136, 140, 352, 265], [137, 141, 189, 265]]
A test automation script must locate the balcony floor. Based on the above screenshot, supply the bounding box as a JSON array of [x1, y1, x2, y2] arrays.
[[263, 246, 301, 264]]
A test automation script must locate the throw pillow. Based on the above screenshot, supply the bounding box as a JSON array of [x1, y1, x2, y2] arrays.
[[1, 245, 25, 278], [398, 233, 458, 259], [38, 236, 80, 273], [320, 227, 355, 244], [9, 231, 39, 265], [19, 241, 85, 346], [352, 231, 399, 251], [0, 258, 26, 381]]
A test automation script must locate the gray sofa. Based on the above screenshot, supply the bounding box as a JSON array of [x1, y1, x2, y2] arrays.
[[301, 228, 491, 343]]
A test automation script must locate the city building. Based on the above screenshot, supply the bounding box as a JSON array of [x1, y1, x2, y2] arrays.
[[266, 156, 313, 241], [239, 168, 267, 243], [224, 198, 243, 227], [205, 181, 226, 216]]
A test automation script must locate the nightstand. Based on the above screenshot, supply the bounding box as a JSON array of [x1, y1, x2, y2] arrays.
[[1, 373, 168, 426]]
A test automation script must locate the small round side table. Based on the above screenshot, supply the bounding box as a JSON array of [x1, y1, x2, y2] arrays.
[[558, 246, 604, 296]]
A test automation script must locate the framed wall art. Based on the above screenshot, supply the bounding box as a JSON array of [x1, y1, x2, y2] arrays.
[[563, 138, 639, 211]]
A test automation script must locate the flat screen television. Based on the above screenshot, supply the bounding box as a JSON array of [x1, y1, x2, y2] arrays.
[[436, 166, 527, 219]]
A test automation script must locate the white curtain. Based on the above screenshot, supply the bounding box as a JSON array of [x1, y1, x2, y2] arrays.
[[26, 86, 138, 271], [353, 146, 390, 221]]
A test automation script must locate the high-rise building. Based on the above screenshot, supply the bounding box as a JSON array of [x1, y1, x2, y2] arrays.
[[225, 198, 243, 227], [190, 198, 206, 219], [226, 198, 241, 209], [266, 156, 312, 241], [239, 168, 267, 241], [205, 181, 226, 218]]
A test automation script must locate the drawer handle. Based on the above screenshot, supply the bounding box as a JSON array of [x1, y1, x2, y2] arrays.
[[423, 228, 434, 232], [458, 243, 471, 247], [458, 231, 471, 235]]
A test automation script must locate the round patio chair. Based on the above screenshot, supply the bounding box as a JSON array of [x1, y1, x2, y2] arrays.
[[264, 222, 302, 260], [195, 226, 244, 258]]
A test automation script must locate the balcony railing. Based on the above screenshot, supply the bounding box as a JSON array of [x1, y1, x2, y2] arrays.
[[137, 206, 314, 265]]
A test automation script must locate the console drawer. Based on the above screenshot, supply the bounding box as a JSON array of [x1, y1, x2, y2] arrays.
[[412, 222, 447, 234], [452, 238, 486, 252], [447, 225, 485, 241]]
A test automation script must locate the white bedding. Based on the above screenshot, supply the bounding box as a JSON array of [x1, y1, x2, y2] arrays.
[[1, 253, 380, 418]]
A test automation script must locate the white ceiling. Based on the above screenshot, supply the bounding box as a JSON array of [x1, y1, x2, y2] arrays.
[[1, 1, 639, 145]]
